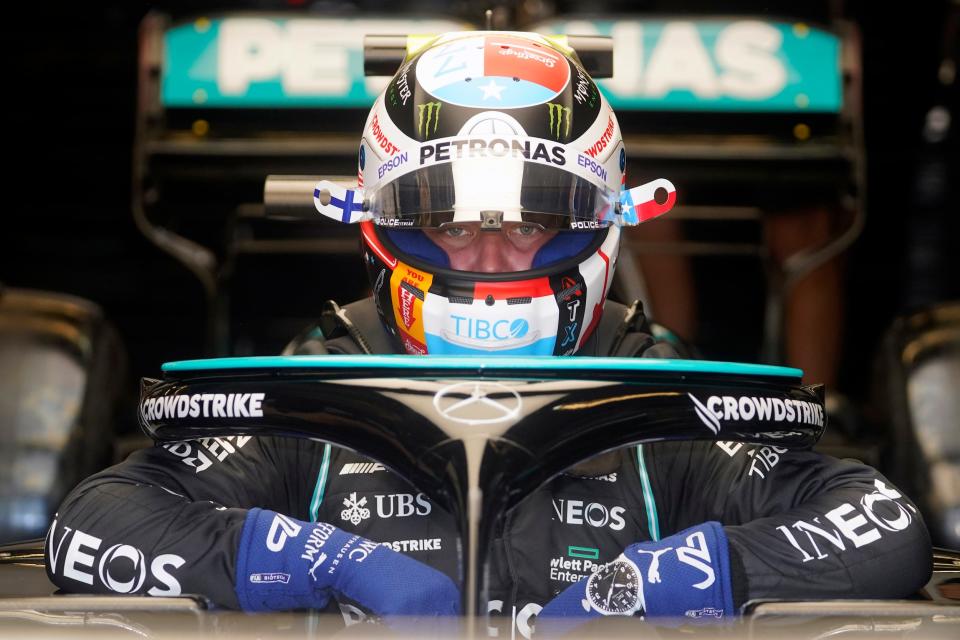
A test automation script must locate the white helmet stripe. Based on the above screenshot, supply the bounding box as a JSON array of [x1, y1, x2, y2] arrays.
[[364, 134, 620, 194]]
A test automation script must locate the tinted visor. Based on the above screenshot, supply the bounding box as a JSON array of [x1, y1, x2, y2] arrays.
[[367, 162, 617, 230]]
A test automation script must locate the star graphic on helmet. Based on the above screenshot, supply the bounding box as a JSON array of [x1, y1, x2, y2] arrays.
[[479, 79, 505, 101]]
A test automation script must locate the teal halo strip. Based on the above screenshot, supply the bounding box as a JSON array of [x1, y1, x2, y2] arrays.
[[162, 355, 802, 379]]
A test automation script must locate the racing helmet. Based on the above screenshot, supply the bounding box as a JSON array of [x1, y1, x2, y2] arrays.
[[315, 31, 675, 355]]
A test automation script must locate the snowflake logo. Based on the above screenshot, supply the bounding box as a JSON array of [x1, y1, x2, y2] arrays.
[[340, 492, 371, 525]]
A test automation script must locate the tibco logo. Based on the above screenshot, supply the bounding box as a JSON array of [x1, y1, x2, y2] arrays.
[[688, 393, 824, 434], [442, 315, 540, 350], [451, 316, 528, 341], [46, 520, 184, 595]]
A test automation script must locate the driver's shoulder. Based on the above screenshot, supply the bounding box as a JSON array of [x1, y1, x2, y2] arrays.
[[285, 298, 391, 355]]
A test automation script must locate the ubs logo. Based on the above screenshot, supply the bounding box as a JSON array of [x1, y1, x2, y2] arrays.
[[376, 493, 432, 518]]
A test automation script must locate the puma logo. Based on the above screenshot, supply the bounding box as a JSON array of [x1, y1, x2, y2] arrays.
[[633, 547, 673, 584], [308, 552, 327, 580]]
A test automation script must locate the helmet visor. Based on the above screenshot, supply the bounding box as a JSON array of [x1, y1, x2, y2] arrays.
[[367, 161, 618, 231]]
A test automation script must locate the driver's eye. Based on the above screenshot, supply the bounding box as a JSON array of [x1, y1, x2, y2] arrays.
[[513, 224, 539, 237], [444, 226, 468, 237]]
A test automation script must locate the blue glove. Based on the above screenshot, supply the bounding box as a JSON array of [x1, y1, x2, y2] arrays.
[[234, 508, 460, 627], [538, 522, 734, 635]]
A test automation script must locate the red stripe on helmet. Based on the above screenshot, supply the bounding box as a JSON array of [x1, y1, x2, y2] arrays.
[[474, 277, 554, 300], [360, 221, 398, 269]]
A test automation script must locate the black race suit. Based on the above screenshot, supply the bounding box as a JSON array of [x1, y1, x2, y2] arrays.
[[44, 299, 932, 637]]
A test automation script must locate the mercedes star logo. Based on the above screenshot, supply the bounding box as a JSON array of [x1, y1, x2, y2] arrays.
[[433, 381, 523, 426]]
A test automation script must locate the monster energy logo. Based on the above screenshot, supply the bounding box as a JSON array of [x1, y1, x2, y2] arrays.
[[417, 102, 442, 138], [548, 103, 572, 139]]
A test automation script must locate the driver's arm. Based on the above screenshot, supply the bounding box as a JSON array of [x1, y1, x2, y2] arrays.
[[45, 436, 459, 624], [44, 436, 308, 608], [538, 442, 931, 631], [649, 440, 933, 604]]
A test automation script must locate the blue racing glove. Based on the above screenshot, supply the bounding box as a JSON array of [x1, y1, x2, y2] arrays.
[[538, 522, 734, 636], [234, 508, 460, 628]]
